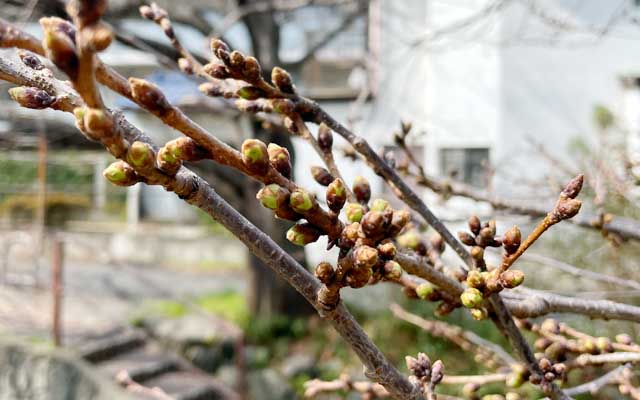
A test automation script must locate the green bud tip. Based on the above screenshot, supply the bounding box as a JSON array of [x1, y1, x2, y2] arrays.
[[460, 287, 484, 308], [128, 141, 154, 167], [470, 308, 488, 321], [345, 203, 364, 223], [415, 283, 435, 300], [370, 198, 390, 212], [290, 189, 314, 212], [257, 184, 281, 210]]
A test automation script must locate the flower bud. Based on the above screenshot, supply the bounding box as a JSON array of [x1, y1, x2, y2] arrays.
[[127, 141, 155, 170], [228, 50, 245, 68], [352, 176, 371, 203], [103, 161, 139, 186], [353, 245, 378, 269], [503, 226, 521, 255], [270, 98, 295, 115], [267, 143, 292, 178], [370, 198, 390, 212], [326, 178, 347, 212], [616, 333, 632, 345], [470, 308, 488, 321], [286, 222, 321, 246], [345, 202, 364, 223], [210, 38, 229, 54], [383, 260, 402, 281], [271, 67, 294, 93], [19, 51, 45, 71], [415, 282, 436, 300], [596, 337, 613, 353], [478, 227, 494, 246], [311, 166, 334, 186], [487, 219, 497, 236], [396, 230, 420, 250], [237, 86, 266, 100], [345, 264, 372, 288], [203, 63, 230, 80], [430, 360, 444, 384], [9, 86, 56, 110], [458, 231, 476, 246], [129, 78, 170, 113], [340, 222, 360, 248], [361, 211, 385, 238], [41, 20, 78, 78], [460, 288, 483, 308], [289, 189, 316, 213], [157, 146, 181, 175], [84, 108, 113, 137], [377, 241, 397, 259], [468, 215, 481, 235], [553, 198, 582, 221], [429, 233, 445, 254], [540, 319, 560, 334], [466, 270, 484, 289], [242, 56, 261, 83], [500, 270, 524, 289], [86, 23, 113, 52], [561, 174, 584, 199], [178, 58, 194, 75], [318, 123, 333, 152], [315, 262, 335, 284], [241, 139, 269, 174], [256, 184, 288, 210], [388, 210, 410, 236]]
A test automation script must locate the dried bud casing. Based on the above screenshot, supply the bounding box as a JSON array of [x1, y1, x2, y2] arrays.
[[315, 262, 335, 284], [127, 141, 155, 170], [345, 203, 365, 223], [289, 189, 316, 213], [241, 139, 269, 174], [271, 67, 295, 93], [317, 124, 333, 152], [8, 87, 55, 109], [352, 176, 371, 203], [267, 143, 292, 178], [311, 166, 334, 186], [286, 222, 321, 246], [377, 241, 397, 259], [103, 161, 139, 186], [458, 231, 476, 246], [326, 178, 347, 212], [460, 288, 483, 308], [503, 226, 521, 255], [129, 78, 170, 113]]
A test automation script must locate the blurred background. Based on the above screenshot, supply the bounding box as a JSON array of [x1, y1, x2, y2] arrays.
[[0, 0, 640, 399]]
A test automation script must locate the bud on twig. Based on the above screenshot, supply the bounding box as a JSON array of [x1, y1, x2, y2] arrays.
[[503, 226, 521, 255], [340, 222, 360, 248], [203, 63, 230, 80], [361, 211, 385, 238], [315, 262, 335, 284], [127, 141, 155, 171], [460, 288, 483, 308], [458, 231, 476, 246], [388, 210, 410, 236], [241, 139, 269, 174], [354, 245, 378, 269], [84, 108, 112, 138], [290, 189, 316, 213], [256, 184, 288, 210], [430, 360, 444, 385], [370, 198, 390, 212], [415, 282, 436, 300], [396, 230, 420, 250], [271, 67, 295, 94], [318, 123, 333, 152], [345, 264, 372, 288], [500, 270, 525, 289], [286, 222, 321, 246], [311, 166, 334, 186], [178, 58, 194, 75], [353, 176, 371, 203], [242, 56, 261, 83], [270, 98, 295, 115], [8, 87, 55, 109], [470, 308, 488, 321], [383, 260, 402, 281], [41, 18, 78, 79], [468, 215, 481, 235], [466, 270, 484, 289], [377, 241, 397, 259], [103, 160, 139, 186], [237, 86, 267, 100], [326, 178, 347, 212], [129, 78, 170, 113], [267, 143, 292, 178], [429, 233, 445, 254], [561, 174, 584, 199], [345, 203, 364, 223]]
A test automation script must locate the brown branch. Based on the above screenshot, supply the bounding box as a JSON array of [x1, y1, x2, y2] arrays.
[[566, 353, 640, 370]]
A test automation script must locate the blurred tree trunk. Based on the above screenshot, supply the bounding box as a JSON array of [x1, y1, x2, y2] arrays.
[[240, 2, 314, 317]]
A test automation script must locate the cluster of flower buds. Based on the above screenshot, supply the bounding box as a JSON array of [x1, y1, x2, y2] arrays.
[[458, 215, 502, 251], [405, 353, 444, 391], [530, 356, 566, 392]]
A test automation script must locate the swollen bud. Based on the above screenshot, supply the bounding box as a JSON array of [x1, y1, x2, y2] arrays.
[[339, 222, 360, 248], [561, 174, 584, 199], [242, 56, 261, 83], [429, 233, 445, 254], [503, 226, 521, 255], [326, 178, 347, 212], [500, 270, 525, 289], [41, 18, 78, 78], [270, 99, 295, 115], [458, 231, 476, 246], [470, 308, 488, 321], [103, 161, 139, 186], [311, 166, 334, 186], [271, 67, 295, 93], [383, 260, 402, 281], [389, 210, 410, 236], [466, 270, 484, 289], [361, 211, 386, 238], [460, 288, 484, 308], [345, 203, 365, 223], [468, 215, 482, 235], [553, 198, 582, 221], [129, 78, 170, 113], [289, 189, 316, 213], [352, 176, 371, 203], [317, 123, 333, 152], [415, 283, 436, 300], [377, 241, 397, 259], [315, 262, 335, 284], [203, 63, 230, 80], [286, 223, 321, 246], [236, 86, 266, 100], [127, 141, 155, 170], [256, 184, 288, 210], [396, 230, 420, 250], [241, 139, 269, 174], [353, 245, 378, 269], [267, 143, 292, 178], [345, 264, 372, 288], [8, 87, 55, 109], [431, 360, 444, 385], [370, 198, 390, 212]]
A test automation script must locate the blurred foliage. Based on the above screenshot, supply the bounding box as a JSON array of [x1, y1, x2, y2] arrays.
[[0, 192, 90, 225], [0, 156, 93, 186], [593, 104, 615, 131], [197, 290, 249, 327]]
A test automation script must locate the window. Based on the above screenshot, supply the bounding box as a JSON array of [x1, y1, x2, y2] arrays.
[[440, 148, 490, 187]]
